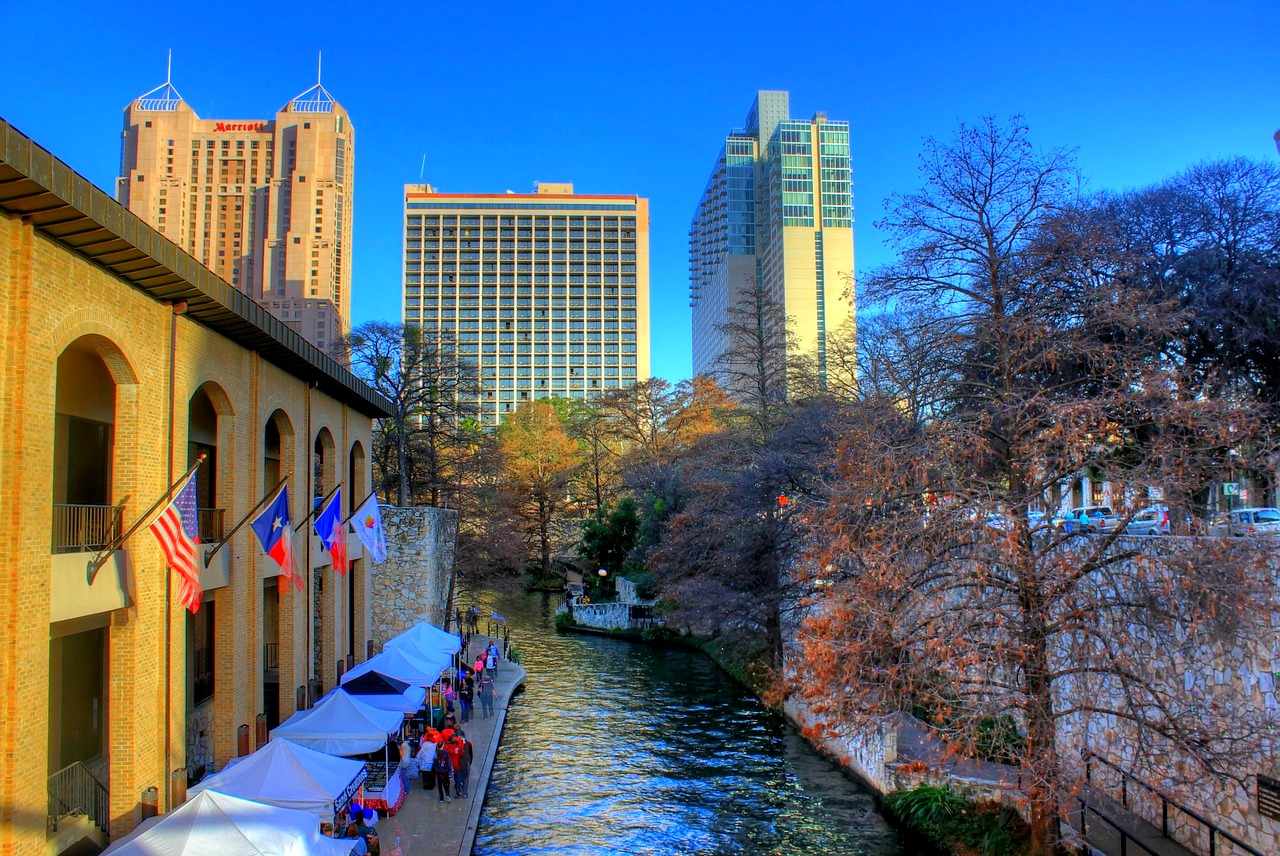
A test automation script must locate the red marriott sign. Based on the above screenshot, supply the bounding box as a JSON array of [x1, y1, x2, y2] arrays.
[[214, 122, 268, 132]]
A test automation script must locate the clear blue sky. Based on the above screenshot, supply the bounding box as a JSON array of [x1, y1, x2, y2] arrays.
[[2, 1, 1276, 383]]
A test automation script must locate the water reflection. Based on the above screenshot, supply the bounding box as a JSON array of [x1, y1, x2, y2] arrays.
[[471, 590, 900, 856]]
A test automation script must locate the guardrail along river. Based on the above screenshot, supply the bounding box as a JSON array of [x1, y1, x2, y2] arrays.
[[470, 590, 901, 856]]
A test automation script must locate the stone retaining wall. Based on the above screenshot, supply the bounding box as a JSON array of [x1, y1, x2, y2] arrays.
[[370, 506, 457, 648]]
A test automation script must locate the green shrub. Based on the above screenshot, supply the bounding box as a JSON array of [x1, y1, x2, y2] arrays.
[[505, 646, 522, 665], [554, 611, 576, 631], [640, 624, 675, 642], [885, 784, 1030, 856]]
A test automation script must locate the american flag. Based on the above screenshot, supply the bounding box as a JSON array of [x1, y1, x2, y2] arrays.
[[149, 471, 203, 612]]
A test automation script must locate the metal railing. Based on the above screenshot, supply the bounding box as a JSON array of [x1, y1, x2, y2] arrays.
[[48, 761, 108, 835], [196, 507, 224, 542], [1076, 798, 1161, 856], [51, 504, 123, 554], [263, 643, 279, 672], [1084, 751, 1264, 856]]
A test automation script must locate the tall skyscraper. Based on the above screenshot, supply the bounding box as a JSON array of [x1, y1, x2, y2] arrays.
[[403, 183, 650, 426], [117, 74, 354, 351], [689, 90, 855, 389]]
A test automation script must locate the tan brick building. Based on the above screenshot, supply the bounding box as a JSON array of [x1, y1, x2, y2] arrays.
[[116, 75, 355, 352], [0, 117, 391, 855]]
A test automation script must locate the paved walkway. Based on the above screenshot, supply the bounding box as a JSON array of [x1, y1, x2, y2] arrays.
[[372, 636, 526, 856]]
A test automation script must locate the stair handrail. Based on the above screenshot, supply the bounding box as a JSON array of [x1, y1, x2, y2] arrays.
[[1083, 750, 1263, 856], [47, 760, 109, 836]]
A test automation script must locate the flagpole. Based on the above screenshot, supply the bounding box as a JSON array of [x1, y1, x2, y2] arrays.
[[340, 488, 380, 527], [295, 481, 344, 533], [86, 453, 206, 582], [202, 472, 292, 568]]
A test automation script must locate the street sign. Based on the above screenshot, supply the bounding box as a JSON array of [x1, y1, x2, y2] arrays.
[[1223, 482, 1240, 496]]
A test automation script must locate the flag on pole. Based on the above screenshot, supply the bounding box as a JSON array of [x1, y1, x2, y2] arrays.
[[351, 493, 387, 564], [249, 486, 301, 590], [149, 470, 203, 612], [313, 489, 347, 575]]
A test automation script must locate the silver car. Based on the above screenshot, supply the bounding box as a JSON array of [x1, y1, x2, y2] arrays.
[[1208, 507, 1280, 537], [1124, 506, 1169, 536]]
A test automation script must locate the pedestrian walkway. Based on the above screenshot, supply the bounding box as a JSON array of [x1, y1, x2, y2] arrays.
[[373, 636, 526, 856]]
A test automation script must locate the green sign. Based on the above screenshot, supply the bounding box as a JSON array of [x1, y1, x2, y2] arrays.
[[1223, 482, 1240, 496]]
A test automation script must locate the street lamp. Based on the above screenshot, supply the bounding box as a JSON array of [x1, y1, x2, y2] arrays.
[[597, 568, 608, 600]]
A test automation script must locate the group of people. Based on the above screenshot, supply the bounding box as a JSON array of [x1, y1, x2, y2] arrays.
[[402, 723, 474, 803], [400, 636, 504, 806]]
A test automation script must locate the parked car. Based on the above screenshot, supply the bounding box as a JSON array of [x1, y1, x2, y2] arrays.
[[1124, 505, 1169, 536], [1208, 507, 1280, 538], [1056, 506, 1122, 534]]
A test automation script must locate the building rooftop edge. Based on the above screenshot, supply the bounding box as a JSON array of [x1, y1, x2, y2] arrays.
[[0, 115, 392, 420], [403, 191, 645, 201]]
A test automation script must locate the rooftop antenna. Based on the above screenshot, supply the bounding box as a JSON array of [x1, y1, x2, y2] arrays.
[[166, 49, 172, 84], [420, 154, 426, 182], [317, 51, 322, 86]]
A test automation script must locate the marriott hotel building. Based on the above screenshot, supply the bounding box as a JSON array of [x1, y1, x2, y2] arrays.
[[116, 78, 354, 352], [402, 183, 650, 426]]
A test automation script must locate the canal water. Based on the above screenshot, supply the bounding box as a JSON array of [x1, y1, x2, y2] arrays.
[[468, 590, 901, 856]]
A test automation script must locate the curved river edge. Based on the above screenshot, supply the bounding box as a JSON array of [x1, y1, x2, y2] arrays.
[[561, 624, 900, 810], [471, 592, 903, 855]]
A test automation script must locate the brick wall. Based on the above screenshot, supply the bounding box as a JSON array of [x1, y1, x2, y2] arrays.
[[0, 211, 377, 854]]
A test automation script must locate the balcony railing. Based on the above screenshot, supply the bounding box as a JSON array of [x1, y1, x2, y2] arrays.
[[263, 643, 279, 673], [197, 507, 225, 542], [51, 504, 123, 555]]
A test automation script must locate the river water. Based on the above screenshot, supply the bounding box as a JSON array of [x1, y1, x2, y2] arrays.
[[468, 590, 901, 856]]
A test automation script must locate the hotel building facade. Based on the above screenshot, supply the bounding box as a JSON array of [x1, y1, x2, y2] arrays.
[[689, 90, 855, 389], [0, 117, 389, 854], [402, 183, 650, 426], [116, 78, 354, 352]]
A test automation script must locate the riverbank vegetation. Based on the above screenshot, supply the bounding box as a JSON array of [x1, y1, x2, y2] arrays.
[[348, 117, 1280, 856]]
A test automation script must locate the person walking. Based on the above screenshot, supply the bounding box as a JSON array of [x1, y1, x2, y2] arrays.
[[432, 742, 454, 802], [452, 731, 473, 799], [459, 679, 474, 723], [486, 639, 499, 674], [473, 653, 485, 679], [477, 673, 496, 720], [416, 739, 437, 792]]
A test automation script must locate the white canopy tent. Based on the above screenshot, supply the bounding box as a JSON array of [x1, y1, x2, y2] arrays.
[[101, 789, 354, 856], [386, 622, 462, 660], [320, 683, 426, 716], [189, 738, 367, 819], [340, 646, 449, 689], [269, 689, 404, 756]]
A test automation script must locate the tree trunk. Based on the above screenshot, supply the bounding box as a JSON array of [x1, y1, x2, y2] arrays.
[[396, 414, 410, 506], [1022, 599, 1061, 856]]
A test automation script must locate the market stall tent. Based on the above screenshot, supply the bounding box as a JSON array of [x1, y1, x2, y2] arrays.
[[386, 622, 462, 659], [189, 738, 367, 819], [100, 789, 354, 856], [270, 689, 404, 755], [337, 671, 427, 714], [340, 645, 448, 688]]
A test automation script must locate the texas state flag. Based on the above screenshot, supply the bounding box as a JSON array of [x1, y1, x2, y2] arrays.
[[250, 486, 301, 590], [313, 488, 347, 575]]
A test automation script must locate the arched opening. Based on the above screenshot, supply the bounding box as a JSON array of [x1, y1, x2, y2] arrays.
[[346, 442, 367, 664], [52, 338, 122, 553], [313, 427, 336, 503], [49, 334, 136, 793], [261, 409, 295, 731]]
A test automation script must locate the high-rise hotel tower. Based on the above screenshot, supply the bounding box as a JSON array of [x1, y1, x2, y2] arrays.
[[689, 91, 854, 387], [403, 183, 650, 426], [117, 75, 354, 351]]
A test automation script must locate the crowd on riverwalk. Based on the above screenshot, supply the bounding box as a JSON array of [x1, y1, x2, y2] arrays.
[[335, 624, 526, 856]]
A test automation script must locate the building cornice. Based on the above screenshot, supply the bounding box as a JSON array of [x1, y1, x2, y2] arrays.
[[0, 116, 392, 419]]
